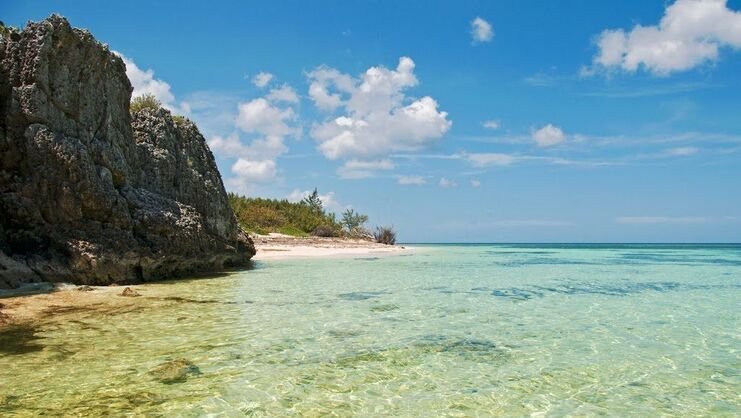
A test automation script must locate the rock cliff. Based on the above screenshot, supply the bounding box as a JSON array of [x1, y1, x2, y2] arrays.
[[0, 16, 255, 288]]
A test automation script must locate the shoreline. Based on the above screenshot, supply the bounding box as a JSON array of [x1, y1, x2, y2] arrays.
[[0, 236, 411, 328], [251, 233, 411, 260]]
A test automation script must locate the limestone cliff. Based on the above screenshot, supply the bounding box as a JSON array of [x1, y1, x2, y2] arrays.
[[0, 16, 255, 288]]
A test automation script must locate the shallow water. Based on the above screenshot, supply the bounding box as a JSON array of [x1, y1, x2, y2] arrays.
[[1, 244, 739, 416]]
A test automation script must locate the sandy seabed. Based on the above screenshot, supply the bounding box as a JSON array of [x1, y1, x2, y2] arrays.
[[0, 235, 410, 326]]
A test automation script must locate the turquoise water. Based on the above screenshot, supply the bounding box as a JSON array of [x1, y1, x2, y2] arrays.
[[1, 244, 739, 416]]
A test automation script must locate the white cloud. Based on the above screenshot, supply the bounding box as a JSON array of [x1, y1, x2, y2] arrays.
[[532, 124, 566, 147], [231, 158, 277, 183], [286, 189, 345, 212], [666, 146, 698, 156], [267, 84, 299, 103], [207, 83, 300, 186], [308, 57, 452, 160], [307, 67, 354, 111], [252, 72, 274, 88], [337, 159, 395, 179], [616, 216, 708, 224], [439, 177, 457, 188], [470, 179, 482, 188], [116, 52, 190, 114], [482, 120, 500, 130], [462, 152, 517, 167], [396, 175, 428, 185], [209, 133, 288, 161], [588, 0, 741, 75], [236, 98, 298, 137], [471, 17, 494, 43]]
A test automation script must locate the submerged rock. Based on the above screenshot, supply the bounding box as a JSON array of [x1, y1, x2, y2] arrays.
[[0, 15, 255, 288], [119, 287, 140, 297], [150, 358, 200, 384]]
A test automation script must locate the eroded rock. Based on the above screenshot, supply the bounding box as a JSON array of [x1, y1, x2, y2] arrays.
[[0, 15, 255, 288]]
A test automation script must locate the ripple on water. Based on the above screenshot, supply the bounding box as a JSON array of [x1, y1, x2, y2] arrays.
[[0, 244, 738, 416]]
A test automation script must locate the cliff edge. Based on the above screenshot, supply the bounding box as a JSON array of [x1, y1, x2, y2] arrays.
[[0, 16, 255, 288]]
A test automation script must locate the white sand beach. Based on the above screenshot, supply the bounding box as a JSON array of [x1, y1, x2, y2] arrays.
[[251, 233, 411, 260]]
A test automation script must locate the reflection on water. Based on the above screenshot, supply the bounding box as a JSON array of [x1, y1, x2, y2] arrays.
[[0, 244, 739, 416]]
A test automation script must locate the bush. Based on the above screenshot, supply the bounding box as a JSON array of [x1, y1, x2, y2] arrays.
[[228, 192, 342, 236], [373, 226, 397, 245], [312, 225, 340, 237], [130, 93, 161, 113]]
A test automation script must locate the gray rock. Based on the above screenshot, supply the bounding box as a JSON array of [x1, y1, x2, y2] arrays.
[[0, 15, 254, 288]]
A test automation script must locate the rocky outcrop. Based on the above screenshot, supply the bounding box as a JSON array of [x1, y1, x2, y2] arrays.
[[0, 16, 255, 288]]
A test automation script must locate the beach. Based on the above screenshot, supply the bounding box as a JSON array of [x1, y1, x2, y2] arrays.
[[0, 237, 409, 327], [251, 233, 410, 260]]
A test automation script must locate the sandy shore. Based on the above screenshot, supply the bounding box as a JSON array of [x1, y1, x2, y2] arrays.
[[251, 233, 411, 260]]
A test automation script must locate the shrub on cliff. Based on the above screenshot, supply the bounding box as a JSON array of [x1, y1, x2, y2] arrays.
[[130, 93, 161, 113], [373, 226, 397, 245]]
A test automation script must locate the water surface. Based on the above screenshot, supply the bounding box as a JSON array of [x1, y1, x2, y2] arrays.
[[1, 244, 739, 416]]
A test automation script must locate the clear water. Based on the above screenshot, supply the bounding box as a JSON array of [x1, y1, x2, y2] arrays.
[[1, 244, 739, 416]]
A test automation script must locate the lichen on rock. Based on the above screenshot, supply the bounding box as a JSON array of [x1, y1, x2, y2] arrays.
[[0, 15, 255, 288]]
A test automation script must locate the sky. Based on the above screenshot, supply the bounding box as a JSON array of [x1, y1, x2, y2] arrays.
[[4, 0, 741, 242]]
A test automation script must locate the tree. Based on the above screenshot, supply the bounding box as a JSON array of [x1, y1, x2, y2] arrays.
[[341, 208, 368, 233], [301, 188, 323, 214]]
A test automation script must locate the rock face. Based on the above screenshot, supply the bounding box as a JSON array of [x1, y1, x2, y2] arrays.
[[0, 16, 255, 288]]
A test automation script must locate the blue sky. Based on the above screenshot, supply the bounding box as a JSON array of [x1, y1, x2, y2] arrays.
[[5, 0, 741, 242]]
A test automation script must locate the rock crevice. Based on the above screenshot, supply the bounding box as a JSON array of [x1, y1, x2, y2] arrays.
[[0, 16, 255, 288]]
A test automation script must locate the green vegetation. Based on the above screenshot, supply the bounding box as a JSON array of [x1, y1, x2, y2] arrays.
[[341, 208, 369, 236], [373, 226, 397, 245], [130, 93, 161, 113], [228, 192, 343, 236]]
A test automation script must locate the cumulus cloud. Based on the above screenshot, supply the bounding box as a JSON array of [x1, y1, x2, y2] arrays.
[[308, 57, 452, 161], [208, 81, 301, 186], [396, 175, 428, 185], [267, 84, 300, 103], [439, 177, 457, 188], [209, 133, 288, 161], [235, 98, 298, 137], [231, 158, 277, 183], [471, 17, 494, 43], [337, 159, 395, 179], [532, 124, 566, 147], [482, 120, 500, 129], [116, 52, 189, 114], [587, 0, 741, 75], [286, 189, 345, 212], [252, 72, 274, 88]]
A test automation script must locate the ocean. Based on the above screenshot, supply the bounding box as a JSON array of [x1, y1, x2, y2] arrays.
[[1, 244, 739, 416]]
